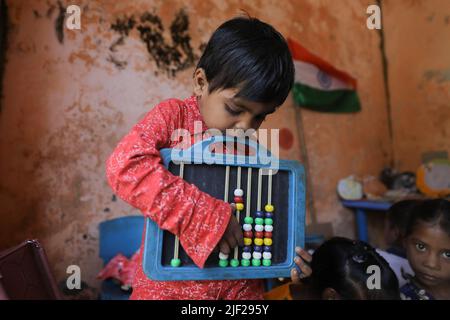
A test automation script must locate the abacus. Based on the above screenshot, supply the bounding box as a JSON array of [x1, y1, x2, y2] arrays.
[[143, 135, 305, 281]]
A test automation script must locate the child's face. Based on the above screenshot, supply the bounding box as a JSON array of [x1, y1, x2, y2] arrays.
[[193, 69, 277, 133], [404, 222, 450, 289]]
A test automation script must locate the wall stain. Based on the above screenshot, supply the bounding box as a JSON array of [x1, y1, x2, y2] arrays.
[[109, 9, 199, 76]]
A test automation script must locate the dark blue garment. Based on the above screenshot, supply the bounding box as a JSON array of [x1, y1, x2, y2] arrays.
[[400, 281, 435, 300]]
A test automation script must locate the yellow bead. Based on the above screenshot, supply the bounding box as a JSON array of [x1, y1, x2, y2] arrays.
[[264, 238, 273, 246], [254, 238, 263, 246], [236, 203, 244, 211], [244, 238, 252, 246], [265, 204, 274, 212]]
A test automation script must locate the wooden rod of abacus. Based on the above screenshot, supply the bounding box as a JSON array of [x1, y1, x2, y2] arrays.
[[173, 162, 185, 260], [268, 169, 273, 205], [246, 167, 252, 217], [257, 168, 262, 211], [234, 166, 242, 260]]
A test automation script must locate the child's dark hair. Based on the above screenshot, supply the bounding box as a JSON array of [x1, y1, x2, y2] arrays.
[[405, 199, 450, 237], [387, 199, 419, 235], [196, 16, 294, 107], [310, 237, 400, 300]]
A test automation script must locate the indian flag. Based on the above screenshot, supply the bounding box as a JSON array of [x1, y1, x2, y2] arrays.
[[288, 38, 361, 113]]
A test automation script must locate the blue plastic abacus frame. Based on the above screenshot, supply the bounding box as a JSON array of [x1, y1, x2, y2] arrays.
[[143, 135, 306, 281]]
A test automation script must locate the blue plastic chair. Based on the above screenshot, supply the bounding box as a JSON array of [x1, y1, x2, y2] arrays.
[[98, 215, 144, 300]]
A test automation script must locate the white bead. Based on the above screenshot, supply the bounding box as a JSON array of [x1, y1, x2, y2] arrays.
[[254, 224, 264, 232], [243, 224, 252, 231], [219, 252, 229, 260], [234, 189, 244, 197], [242, 252, 251, 260], [263, 252, 272, 260], [264, 225, 273, 232], [252, 251, 262, 259]]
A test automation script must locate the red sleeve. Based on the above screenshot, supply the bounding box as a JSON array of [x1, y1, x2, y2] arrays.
[[105, 99, 231, 268]]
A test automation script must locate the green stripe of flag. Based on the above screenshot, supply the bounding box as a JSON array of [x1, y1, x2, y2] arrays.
[[293, 83, 361, 113]]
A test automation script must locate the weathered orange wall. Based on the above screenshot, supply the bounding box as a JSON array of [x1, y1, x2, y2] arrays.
[[0, 0, 446, 296], [383, 0, 450, 171]]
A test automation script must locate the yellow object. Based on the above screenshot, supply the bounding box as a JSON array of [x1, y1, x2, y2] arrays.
[[416, 159, 450, 197], [236, 203, 244, 211], [244, 238, 252, 246], [254, 238, 263, 246], [265, 204, 274, 212], [264, 238, 273, 246]]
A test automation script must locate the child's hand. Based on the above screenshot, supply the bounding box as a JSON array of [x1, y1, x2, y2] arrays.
[[218, 203, 244, 254], [291, 246, 312, 283]]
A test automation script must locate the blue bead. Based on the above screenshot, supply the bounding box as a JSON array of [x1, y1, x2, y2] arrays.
[[265, 212, 273, 218], [255, 211, 264, 218], [263, 246, 272, 252], [243, 246, 251, 252], [253, 245, 262, 252]]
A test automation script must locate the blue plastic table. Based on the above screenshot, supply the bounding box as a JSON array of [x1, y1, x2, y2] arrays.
[[341, 200, 392, 242]]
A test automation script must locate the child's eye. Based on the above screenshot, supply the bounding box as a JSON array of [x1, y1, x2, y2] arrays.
[[442, 251, 450, 260], [225, 104, 242, 116], [415, 243, 426, 252]]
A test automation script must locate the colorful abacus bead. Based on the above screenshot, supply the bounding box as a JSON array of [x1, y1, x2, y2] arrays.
[[234, 189, 244, 197], [241, 259, 251, 267], [265, 204, 274, 212], [264, 238, 273, 246], [255, 217, 264, 225], [264, 225, 273, 232], [254, 238, 263, 246], [252, 259, 261, 266], [244, 231, 253, 238], [253, 245, 262, 252], [242, 252, 252, 260], [171, 258, 181, 267], [264, 231, 272, 238], [255, 211, 264, 218], [244, 237, 252, 246], [230, 259, 240, 267], [243, 224, 252, 231], [265, 212, 274, 219], [234, 196, 244, 203], [254, 231, 264, 239], [254, 224, 264, 232], [262, 259, 272, 266], [219, 252, 229, 267], [236, 203, 244, 211], [244, 217, 254, 224]]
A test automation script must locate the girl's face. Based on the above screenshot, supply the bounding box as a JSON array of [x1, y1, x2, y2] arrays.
[[404, 222, 450, 289], [193, 68, 277, 133]]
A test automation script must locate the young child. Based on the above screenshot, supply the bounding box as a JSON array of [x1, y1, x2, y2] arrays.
[[400, 199, 450, 300], [265, 237, 400, 300], [106, 16, 295, 300], [384, 199, 418, 257], [377, 200, 416, 287]]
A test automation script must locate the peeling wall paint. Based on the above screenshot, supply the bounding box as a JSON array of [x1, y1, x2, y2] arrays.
[[0, 0, 447, 297]]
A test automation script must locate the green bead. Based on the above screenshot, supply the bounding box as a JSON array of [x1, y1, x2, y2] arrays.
[[264, 218, 273, 225], [262, 259, 272, 266], [219, 259, 229, 267], [255, 218, 264, 225], [230, 259, 240, 267], [244, 217, 254, 224], [170, 258, 181, 267], [252, 259, 261, 267], [241, 259, 250, 267]]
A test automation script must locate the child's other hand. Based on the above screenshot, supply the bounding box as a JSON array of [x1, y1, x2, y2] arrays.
[[218, 203, 244, 254], [291, 246, 312, 283]]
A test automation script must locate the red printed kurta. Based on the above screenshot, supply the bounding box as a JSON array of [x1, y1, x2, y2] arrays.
[[105, 95, 264, 300]]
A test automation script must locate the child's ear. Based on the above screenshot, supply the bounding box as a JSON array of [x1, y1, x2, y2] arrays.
[[193, 68, 209, 97], [322, 287, 340, 300]]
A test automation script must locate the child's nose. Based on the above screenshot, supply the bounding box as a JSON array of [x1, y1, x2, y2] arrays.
[[423, 253, 440, 270]]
